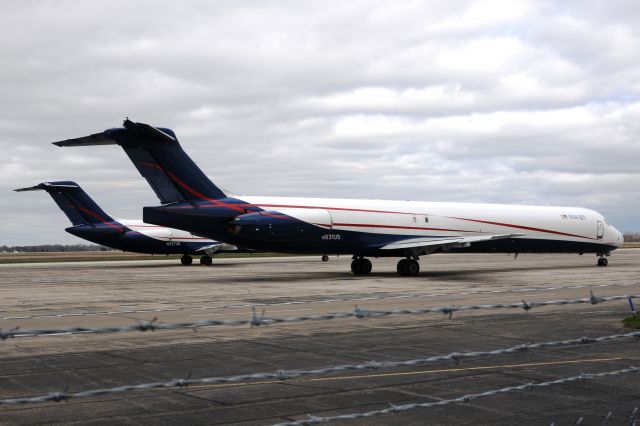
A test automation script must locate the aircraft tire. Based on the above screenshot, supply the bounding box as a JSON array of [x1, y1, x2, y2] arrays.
[[322, 255, 329, 262], [351, 259, 360, 274], [397, 259, 408, 275], [397, 259, 419, 276], [200, 255, 213, 266], [181, 254, 193, 266], [359, 258, 372, 274], [351, 258, 372, 275], [406, 259, 420, 276]]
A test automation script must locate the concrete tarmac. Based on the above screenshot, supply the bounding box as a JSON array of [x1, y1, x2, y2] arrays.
[[0, 251, 639, 425]]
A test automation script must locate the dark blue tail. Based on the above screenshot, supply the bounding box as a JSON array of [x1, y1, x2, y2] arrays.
[[53, 119, 227, 204], [15, 181, 116, 226]]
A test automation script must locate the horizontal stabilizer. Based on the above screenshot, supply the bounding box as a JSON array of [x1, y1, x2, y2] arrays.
[[121, 119, 177, 143], [16, 181, 117, 227], [53, 119, 226, 204], [15, 182, 79, 192], [380, 233, 524, 250], [52, 119, 177, 148], [52, 132, 120, 147]]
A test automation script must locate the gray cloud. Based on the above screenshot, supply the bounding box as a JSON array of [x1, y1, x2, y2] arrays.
[[1, 0, 639, 245]]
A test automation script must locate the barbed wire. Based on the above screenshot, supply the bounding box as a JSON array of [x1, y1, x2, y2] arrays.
[[0, 330, 638, 406], [271, 366, 639, 425], [1, 292, 637, 341], [557, 405, 639, 426], [3, 281, 635, 322]]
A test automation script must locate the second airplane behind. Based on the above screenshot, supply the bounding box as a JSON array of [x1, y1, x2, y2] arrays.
[[16, 181, 236, 265]]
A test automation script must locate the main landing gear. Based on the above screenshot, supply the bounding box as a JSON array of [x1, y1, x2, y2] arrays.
[[397, 258, 420, 276], [351, 257, 372, 275], [180, 254, 213, 266], [597, 256, 608, 267]]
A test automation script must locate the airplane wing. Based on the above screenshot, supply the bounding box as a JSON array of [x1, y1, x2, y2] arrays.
[[379, 233, 524, 251], [195, 243, 237, 253]]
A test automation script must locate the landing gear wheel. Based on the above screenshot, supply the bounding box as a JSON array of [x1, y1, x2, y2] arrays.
[[351, 258, 372, 275], [322, 255, 329, 262], [350, 259, 359, 274], [397, 259, 419, 276], [200, 255, 213, 266], [597, 257, 608, 267], [397, 259, 408, 275], [406, 259, 420, 276], [180, 254, 193, 266], [359, 258, 372, 274]]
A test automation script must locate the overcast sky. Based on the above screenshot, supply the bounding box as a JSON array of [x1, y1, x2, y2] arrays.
[[1, 0, 639, 245]]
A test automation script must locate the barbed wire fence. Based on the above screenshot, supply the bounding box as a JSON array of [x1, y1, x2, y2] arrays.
[[565, 405, 638, 426], [2, 281, 636, 322], [1, 292, 637, 340], [1, 291, 638, 424], [0, 330, 638, 406], [270, 367, 639, 426]]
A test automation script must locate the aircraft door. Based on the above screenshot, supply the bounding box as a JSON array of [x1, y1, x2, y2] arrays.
[[597, 221, 604, 239]]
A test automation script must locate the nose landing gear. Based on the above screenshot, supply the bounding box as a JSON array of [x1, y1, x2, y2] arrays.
[[397, 258, 420, 276], [597, 256, 608, 267]]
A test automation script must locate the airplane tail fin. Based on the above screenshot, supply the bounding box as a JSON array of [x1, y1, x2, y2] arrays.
[[15, 181, 116, 227], [53, 119, 227, 204]]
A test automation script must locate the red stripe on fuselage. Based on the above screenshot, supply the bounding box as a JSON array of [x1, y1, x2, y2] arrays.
[[332, 223, 474, 232], [166, 201, 418, 215], [253, 204, 416, 215], [176, 237, 210, 240], [448, 216, 594, 240]]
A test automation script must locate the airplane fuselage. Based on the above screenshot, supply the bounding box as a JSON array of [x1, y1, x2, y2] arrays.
[[143, 195, 623, 257], [65, 219, 219, 255]]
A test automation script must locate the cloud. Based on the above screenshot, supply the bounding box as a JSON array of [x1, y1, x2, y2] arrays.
[[1, 0, 639, 245]]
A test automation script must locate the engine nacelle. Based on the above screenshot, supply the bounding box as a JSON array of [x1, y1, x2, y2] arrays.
[[229, 208, 332, 241]]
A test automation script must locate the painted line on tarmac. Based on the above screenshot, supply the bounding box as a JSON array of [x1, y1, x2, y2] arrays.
[[161, 357, 626, 392]]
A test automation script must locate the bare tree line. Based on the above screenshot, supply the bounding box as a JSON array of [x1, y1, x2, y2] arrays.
[[624, 233, 640, 242], [1, 244, 112, 253], [2, 233, 639, 253]]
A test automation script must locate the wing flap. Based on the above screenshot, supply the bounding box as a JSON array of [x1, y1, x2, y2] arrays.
[[380, 233, 524, 250], [195, 243, 237, 253]]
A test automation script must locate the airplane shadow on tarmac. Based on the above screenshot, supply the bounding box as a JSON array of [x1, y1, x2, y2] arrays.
[[111, 260, 630, 284]]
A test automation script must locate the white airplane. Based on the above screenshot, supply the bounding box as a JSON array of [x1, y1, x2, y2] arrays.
[[54, 119, 624, 276]]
